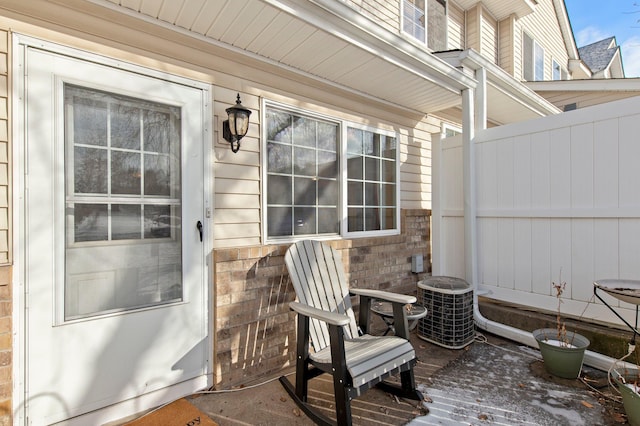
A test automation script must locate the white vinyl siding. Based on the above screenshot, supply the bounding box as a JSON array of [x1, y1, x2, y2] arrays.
[[436, 95, 640, 330]]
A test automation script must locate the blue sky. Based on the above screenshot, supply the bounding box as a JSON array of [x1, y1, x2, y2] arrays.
[[564, 0, 640, 77]]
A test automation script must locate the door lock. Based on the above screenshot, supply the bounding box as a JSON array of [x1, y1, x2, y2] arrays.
[[196, 221, 203, 242]]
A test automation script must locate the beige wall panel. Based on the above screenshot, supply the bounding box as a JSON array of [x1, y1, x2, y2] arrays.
[[401, 181, 431, 192], [2, 3, 436, 251], [343, 0, 399, 34], [214, 209, 260, 224], [537, 91, 639, 110], [215, 236, 261, 249], [215, 194, 260, 209], [480, 9, 498, 64], [0, 27, 6, 266], [498, 17, 515, 76], [447, 2, 465, 50], [466, 5, 480, 52], [216, 223, 261, 240], [0, 186, 7, 207], [214, 163, 260, 181], [214, 178, 260, 195], [515, 0, 569, 80], [401, 163, 431, 176]]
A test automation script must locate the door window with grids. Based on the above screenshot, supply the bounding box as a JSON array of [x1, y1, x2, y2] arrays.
[[65, 84, 182, 319]]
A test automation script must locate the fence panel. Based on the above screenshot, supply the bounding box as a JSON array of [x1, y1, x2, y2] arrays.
[[434, 95, 640, 328]]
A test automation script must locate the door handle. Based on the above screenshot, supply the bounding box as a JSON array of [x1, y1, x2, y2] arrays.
[[196, 220, 203, 242]]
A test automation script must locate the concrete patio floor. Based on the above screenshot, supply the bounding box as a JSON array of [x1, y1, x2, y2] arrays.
[[187, 330, 627, 425]]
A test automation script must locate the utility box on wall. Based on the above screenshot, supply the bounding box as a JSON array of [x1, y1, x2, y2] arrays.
[[411, 254, 424, 273], [417, 276, 474, 349]]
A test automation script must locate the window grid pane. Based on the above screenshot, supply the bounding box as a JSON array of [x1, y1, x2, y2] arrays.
[[347, 127, 397, 233], [266, 108, 339, 238], [66, 85, 181, 244], [403, 0, 426, 42]]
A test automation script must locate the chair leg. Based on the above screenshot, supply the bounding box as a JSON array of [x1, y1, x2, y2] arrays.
[[329, 322, 353, 426], [400, 369, 423, 400], [376, 364, 424, 401]]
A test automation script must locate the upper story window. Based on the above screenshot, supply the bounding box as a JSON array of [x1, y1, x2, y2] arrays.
[[402, 0, 426, 43], [442, 123, 461, 138], [264, 103, 399, 240], [552, 59, 568, 80], [552, 59, 561, 80], [523, 32, 544, 81]]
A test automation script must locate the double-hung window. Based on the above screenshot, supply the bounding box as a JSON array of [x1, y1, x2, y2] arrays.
[[523, 32, 544, 81], [265, 103, 399, 240], [402, 0, 426, 44]]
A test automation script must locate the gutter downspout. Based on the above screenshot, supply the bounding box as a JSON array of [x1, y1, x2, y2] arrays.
[[464, 69, 632, 373]]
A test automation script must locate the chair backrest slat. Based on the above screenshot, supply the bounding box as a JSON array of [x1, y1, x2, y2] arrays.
[[285, 240, 359, 351]]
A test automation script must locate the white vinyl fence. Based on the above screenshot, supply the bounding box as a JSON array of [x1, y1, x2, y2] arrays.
[[433, 95, 640, 329]]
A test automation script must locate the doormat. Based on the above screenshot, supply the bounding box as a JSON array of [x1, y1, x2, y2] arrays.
[[124, 398, 218, 426]]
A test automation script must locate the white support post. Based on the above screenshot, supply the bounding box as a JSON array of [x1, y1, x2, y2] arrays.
[[462, 88, 477, 287], [475, 67, 487, 131]]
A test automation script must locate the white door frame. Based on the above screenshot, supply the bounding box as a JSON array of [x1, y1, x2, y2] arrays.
[[12, 34, 214, 425]]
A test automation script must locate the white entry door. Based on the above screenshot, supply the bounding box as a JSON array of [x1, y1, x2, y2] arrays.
[[20, 45, 210, 425]]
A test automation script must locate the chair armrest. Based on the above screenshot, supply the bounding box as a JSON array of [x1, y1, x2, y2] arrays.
[[350, 288, 416, 305], [289, 302, 351, 327]]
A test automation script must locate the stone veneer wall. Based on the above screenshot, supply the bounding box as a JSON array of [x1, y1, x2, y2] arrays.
[[213, 209, 431, 388]]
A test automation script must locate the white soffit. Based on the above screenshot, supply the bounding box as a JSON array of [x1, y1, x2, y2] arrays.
[[453, 0, 535, 20], [92, 0, 475, 114]]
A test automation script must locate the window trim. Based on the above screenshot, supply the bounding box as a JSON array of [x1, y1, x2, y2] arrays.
[[442, 122, 462, 139], [261, 99, 401, 243], [552, 58, 567, 81], [522, 31, 545, 81], [342, 122, 401, 239]]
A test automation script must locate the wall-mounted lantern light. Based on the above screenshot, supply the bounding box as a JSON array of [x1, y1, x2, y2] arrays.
[[222, 93, 252, 153]]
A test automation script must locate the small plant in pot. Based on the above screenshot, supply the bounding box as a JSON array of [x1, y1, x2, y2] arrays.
[[532, 273, 590, 379], [612, 363, 640, 426], [609, 335, 640, 425]]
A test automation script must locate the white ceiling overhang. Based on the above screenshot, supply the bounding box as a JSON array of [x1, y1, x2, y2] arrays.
[[71, 0, 477, 115], [452, 0, 536, 20], [436, 49, 561, 125]]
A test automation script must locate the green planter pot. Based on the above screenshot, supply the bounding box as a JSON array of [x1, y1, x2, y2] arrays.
[[613, 368, 640, 426], [532, 328, 589, 379]]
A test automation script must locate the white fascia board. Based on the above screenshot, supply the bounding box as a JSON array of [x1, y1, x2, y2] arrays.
[[527, 78, 640, 92], [263, 0, 477, 93], [552, 0, 579, 59]]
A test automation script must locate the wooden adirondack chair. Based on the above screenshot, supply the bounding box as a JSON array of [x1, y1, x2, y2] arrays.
[[279, 240, 423, 426]]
